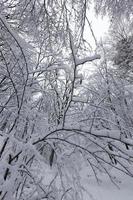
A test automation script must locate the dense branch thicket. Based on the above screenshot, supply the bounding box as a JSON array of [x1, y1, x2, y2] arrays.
[[0, 0, 133, 200], [94, 0, 133, 17]]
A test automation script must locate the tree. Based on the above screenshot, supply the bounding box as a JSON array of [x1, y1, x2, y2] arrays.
[[0, 1, 133, 200], [94, 0, 133, 18], [0, 1, 101, 199], [113, 35, 133, 80]]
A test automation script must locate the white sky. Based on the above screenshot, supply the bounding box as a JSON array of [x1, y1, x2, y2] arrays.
[[80, 6, 110, 76], [84, 6, 110, 49]]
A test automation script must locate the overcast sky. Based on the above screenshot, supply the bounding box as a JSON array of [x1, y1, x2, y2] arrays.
[[84, 5, 110, 49]]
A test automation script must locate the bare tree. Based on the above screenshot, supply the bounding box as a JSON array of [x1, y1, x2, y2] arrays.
[[0, 1, 133, 200]]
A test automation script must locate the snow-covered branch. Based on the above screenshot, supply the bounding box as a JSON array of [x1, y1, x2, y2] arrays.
[[76, 54, 101, 66]]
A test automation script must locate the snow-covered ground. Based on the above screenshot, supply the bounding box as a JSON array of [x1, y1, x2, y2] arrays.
[[83, 171, 133, 200], [38, 161, 133, 200]]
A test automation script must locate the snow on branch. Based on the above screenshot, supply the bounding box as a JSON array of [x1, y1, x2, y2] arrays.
[[68, 28, 100, 67], [76, 54, 101, 66], [0, 14, 30, 51]]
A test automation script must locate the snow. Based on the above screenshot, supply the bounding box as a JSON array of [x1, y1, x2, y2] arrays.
[[35, 159, 133, 200], [1, 2, 133, 200], [0, 14, 31, 51], [76, 55, 101, 66], [82, 169, 133, 200]]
